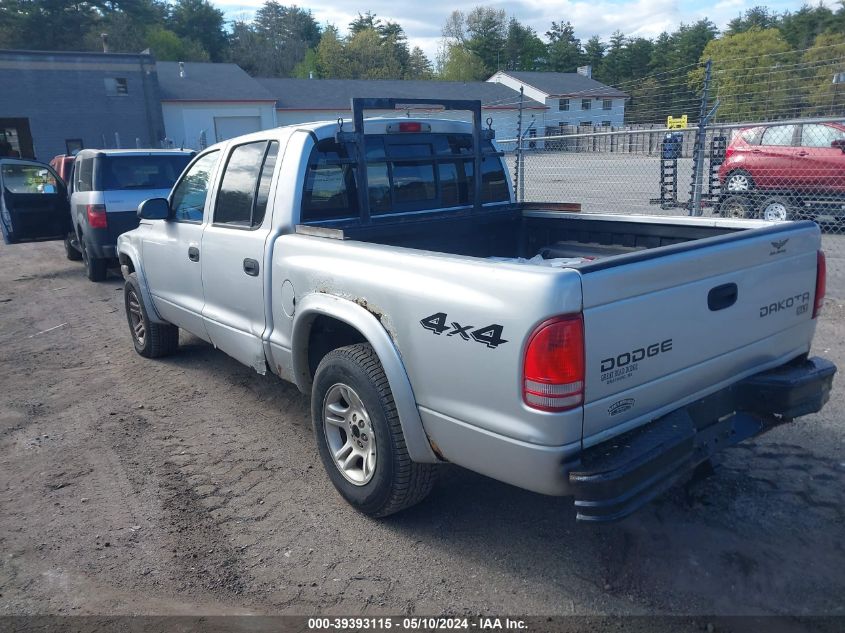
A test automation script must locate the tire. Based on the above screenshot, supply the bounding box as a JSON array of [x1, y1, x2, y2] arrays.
[[124, 272, 179, 358], [64, 233, 82, 261], [724, 169, 754, 193], [719, 194, 754, 219], [80, 237, 108, 282], [758, 195, 792, 222], [311, 343, 436, 517]]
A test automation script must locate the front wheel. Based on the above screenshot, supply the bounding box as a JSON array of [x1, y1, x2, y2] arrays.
[[124, 272, 179, 358], [311, 343, 437, 517], [724, 169, 754, 193]]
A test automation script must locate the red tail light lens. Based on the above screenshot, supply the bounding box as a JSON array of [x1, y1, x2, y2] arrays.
[[724, 146, 735, 160], [523, 315, 585, 412], [86, 204, 107, 229], [813, 250, 826, 318]]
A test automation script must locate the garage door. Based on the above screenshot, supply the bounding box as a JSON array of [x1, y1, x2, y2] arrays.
[[214, 116, 262, 143]]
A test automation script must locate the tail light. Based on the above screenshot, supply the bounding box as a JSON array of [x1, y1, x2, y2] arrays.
[[86, 204, 108, 229], [724, 145, 736, 161], [523, 315, 585, 412], [813, 250, 826, 318]]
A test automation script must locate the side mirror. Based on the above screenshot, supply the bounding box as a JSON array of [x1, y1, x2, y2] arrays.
[[138, 197, 170, 220], [831, 139, 845, 152]]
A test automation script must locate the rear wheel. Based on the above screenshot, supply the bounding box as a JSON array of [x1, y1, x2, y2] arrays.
[[64, 233, 82, 261], [724, 169, 754, 193], [758, 195, 792, 222], [124, 272, 179, 358], [312, 343, 436, 517], [80, 237, 107, 282], [720, 194, 754, 219]]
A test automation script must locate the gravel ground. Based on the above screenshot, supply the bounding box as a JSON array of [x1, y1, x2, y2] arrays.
[[0, 239, 844, 618]]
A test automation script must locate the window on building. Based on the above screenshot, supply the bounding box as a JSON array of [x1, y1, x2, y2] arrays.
[[558, 98, 570, 111], [104, 78, 128, 96], [214, 141, 278, 228], [580, 121, 593, 127], [602, 121, 612, 127], [602, 99, 612, 110], [581, 99, 591, 110]]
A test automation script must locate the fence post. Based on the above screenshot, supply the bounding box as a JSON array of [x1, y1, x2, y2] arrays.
[[690, 59, 712, 216], [514, 87, 523, 203]]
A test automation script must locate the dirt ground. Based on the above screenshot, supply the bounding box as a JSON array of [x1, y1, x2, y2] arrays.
[[1, 239, 844, 618]]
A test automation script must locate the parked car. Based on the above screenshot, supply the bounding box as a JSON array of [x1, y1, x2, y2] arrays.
[[49, 154, 75, 186], [117, 100, 834, 522], [0, 158, 71, 245], [67, 149, 194, 281]]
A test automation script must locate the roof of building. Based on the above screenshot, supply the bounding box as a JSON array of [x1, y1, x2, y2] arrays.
[[495, 71, 627, 98], [157, 61, 276, 102], [257, 78, 546, 110]]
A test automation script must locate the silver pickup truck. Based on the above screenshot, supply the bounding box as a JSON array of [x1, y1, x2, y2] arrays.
[[118, 98, 836, 522]]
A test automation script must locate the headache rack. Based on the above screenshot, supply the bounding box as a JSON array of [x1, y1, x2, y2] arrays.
[[333, 97, 498, 225]]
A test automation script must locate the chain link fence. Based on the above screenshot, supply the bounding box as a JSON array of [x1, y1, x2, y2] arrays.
[[487, 41, 845, 297]]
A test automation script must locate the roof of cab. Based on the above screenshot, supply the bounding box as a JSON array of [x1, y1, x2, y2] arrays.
[[74, 149, 195, 158]]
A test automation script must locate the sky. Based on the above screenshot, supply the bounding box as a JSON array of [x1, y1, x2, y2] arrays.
[[211, 0, 823, 61]]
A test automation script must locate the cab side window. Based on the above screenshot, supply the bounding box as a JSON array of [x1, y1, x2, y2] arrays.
[[214, 141, 279, 228], [170, 150, 220, 222]]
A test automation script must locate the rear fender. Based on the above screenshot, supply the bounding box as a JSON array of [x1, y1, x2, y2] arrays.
[[292, 293, 438, 464]]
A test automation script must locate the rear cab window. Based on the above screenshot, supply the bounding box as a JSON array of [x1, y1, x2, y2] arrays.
[[301, 133, 509, 223]]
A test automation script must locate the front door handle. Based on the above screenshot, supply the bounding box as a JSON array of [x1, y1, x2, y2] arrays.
[[188, 246, 199, 262], [243, 258, 259, 276], [797, 151, 809, 157]]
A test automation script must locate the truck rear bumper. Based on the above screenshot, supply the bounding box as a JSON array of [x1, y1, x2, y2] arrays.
[[567, 356, 836, 522]]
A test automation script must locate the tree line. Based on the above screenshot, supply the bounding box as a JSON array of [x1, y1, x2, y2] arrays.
[[1, 1, 844, 122]]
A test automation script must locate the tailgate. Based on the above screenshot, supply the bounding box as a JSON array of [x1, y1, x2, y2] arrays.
[[580, 221, 822, 446]]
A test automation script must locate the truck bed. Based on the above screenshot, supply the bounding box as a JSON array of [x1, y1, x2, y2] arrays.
[[296, 204, 768, 265]]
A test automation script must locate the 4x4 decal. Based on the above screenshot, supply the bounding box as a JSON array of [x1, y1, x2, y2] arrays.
[[420, 312, 508, 349]]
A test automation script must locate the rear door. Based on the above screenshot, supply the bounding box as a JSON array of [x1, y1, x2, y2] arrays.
[[200, 139, 280, 371], [795, 123, 845, 192], [755, 124, 799, 188], [0, 160, 71, 244], [579, 222, 820, 445]]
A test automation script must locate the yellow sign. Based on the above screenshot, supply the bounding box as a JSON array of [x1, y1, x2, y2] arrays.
[[667, 115, 688, 129]]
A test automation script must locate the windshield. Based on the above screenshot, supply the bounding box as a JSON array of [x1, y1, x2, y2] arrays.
[[97, 155, 192, 191]]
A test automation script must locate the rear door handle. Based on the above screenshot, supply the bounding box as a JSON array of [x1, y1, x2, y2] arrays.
[[188, 246, 199, 262], [243, 258, 259, 276], [708, 283, 738, 311], [797, 151, 809, 157]]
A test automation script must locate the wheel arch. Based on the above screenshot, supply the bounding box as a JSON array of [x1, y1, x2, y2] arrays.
[[291, 293, 438, 464], [117, 240, 167, 324]]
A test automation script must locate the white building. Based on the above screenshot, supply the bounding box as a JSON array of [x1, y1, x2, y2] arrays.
[[487, 70, 628, 133], [157, 61, 277, 150], [258, 78, 546, 143]]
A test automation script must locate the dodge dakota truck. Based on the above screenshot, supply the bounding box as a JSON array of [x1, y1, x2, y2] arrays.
[[116, 98, 836, 522]]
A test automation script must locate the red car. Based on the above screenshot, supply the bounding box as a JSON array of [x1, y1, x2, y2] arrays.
[[49, 154, 75, 186], [719, 122, 845, 197]]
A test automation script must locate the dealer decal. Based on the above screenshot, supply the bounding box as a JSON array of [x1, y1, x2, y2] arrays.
[[600, 339, 673, 385]]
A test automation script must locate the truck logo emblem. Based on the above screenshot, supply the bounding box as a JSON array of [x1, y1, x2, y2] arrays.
[[770, 238, 788, 255]]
